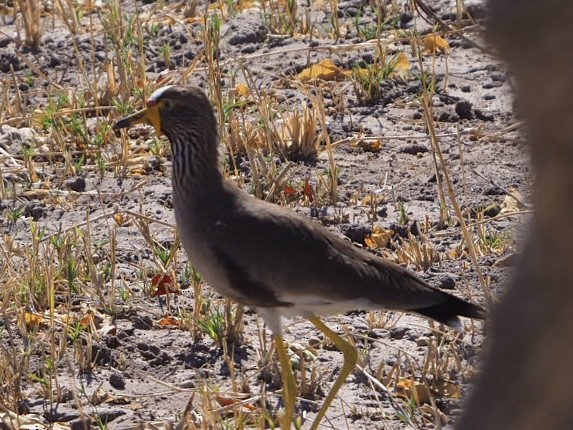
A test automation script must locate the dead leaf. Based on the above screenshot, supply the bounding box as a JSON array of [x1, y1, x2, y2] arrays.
[[21, 310, 45, 329], [79, 311, 95, 329], [283, 184, 297, 197], [396, 377, 431, 404], [158, 315, 181, 327], [151, 273, 180, 296], [365, 225, 392, 249], [442, 381, 462, 399], [234, 83, 251, 98], [113, 212, 131, 226], [236, 0, 258, 11], [390, 52, 410, 80], [98, 323, 118, 337], [500, 189, 525, 213], [423, 34, 450, 54], [303, 178, 315, 202], [215, 394, 257, 411], [298, 59, 345, 82], [355, 138, 383, 152]]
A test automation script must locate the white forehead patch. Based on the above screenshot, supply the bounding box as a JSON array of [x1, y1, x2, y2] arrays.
[[149, 85, 176, 102]]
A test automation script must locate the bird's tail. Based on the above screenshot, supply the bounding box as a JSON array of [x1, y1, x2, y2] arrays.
[[411, 294, 486, 330]]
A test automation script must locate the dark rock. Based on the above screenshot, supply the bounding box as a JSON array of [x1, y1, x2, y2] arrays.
[[439, 275, 458, 290], [455, 100, 473, 119], [340, 224, 371, 244], [132, 315, 153, 330], [0, 52, 23, 73], [483, 81, 503, 89], [491, 72, 506, 82], [484, 186, 504, 196], [24, 201, 44, 220], [438, 111, 452, 122], [400, 13, 414, 27], [399, 143, 428, 155], [475, 109, 495, 122], [184, 49, 195, 60], [109, 373, 126, 390], [389, 327, 410, 339], [228, 26, 267, 45], [483, 204, 502, 217], [106, 336, 121, 349], [66, 176, 86, 192]]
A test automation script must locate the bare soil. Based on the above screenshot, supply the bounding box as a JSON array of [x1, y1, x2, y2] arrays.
[[0, 1, 528, 429]]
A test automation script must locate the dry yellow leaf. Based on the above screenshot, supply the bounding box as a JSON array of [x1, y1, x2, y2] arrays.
[[396, 377, 431, 404], [356, 138, 383, 152], [235, 83, 251, 98], [297, 59, 345, 82], [423, 34, 450, 54], [158, 315, 181, 327], [236, 0, 258, 11], [390, 52, 410, 80], [364, 236, 377, 249], [113, 212, 131, 227], [442, 381, 462, 399], [21, 311, 44, 329], [79, 311, 95, 329], [365, 225, 392, 249]]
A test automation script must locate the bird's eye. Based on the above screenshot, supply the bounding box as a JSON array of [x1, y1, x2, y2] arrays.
[[163, 99, 173, 110]]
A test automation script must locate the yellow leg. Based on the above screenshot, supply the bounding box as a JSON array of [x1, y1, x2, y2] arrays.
[[308, 316, 358, 430], [275, 334, 296, 429]]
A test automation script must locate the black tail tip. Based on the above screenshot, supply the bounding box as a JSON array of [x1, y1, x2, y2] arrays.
[[414, 299, 486, 329]]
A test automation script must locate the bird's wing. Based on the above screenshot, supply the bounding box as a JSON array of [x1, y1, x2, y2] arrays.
[[200, 190, 455, 312]]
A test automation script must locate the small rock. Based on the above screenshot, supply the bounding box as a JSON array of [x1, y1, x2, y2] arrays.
[[416, 336, 430, 347], [109, 373, 126, 390], [308, 336, 322, 348], [483, 204, 501, 217], [0, 125, 42, 149], [24, 201, 44, 220], [180, 379, 196, 389], [438, 112, 451, 122], [132, 315, 153, 330], [105, 336, 121, 349], [66, 176, 86, 192], [475, 109, 495, 122], [0, 52, 23, 73], [439, 275, 457, 290], [491, 72, 506, 82], [340, 224, 371, 244], [455, 101, 473, 120], [389, 327, 409, 339], [482, 81, 503, 89], [399, 143, 429, 155]]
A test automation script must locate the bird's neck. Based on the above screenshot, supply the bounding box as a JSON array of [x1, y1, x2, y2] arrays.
[[169, 133, 225, 196]]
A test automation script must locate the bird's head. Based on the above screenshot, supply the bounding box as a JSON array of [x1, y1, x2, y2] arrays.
[[113, 85, 216, 140]]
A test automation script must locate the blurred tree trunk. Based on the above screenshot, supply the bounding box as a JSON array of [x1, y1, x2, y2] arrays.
[[459, 1, 573, 429]]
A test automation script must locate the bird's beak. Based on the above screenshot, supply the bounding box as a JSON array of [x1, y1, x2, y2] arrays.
[[113, 100, 162, 135]]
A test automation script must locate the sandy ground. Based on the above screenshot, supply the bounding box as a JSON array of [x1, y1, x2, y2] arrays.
[[0, 1, 528, 429]]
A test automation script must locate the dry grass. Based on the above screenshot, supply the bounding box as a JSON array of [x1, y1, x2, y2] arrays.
[[0, 1, 520, 429]]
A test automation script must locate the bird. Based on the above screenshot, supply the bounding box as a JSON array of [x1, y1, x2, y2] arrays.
[[113, 85, 486, 429]]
